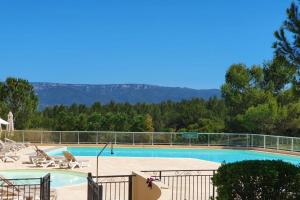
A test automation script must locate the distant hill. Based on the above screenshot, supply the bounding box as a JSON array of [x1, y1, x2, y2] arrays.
[[32, 82, 221, 109]]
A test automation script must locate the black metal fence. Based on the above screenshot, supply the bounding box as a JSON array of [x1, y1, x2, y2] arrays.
[[87, 173, 133, 200], [0, 173, 53, 200], [142, 169, 216, 200]]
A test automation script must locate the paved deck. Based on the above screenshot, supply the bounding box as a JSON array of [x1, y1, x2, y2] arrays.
[[0, 146, 220, 200]]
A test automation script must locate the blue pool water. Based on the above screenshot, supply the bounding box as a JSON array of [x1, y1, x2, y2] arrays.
[[0, 170, 86, 188], [49, 147, 300, 165]]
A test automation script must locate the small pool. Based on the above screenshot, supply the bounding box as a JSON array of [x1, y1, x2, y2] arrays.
[[0, 169, 86, 188], [49, 147, 300, 165]]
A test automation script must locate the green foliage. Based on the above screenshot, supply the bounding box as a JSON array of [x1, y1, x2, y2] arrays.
[[236, 100, 284, 134], [263, 56, 296, 93], [36, 97, 226, 132], [212, 160, 300, 200], [273, 1, 300, 93], [0, 77, 38, 129]]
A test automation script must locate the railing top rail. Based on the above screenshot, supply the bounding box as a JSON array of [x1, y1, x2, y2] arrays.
[[92, 175, 136, 179], [2, 178, 42, 181], [7, 130, 300, 140], [142, 169, 217, 172]]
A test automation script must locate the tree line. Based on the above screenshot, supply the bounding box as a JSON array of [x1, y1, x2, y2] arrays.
[[0, 1, 300, 136]]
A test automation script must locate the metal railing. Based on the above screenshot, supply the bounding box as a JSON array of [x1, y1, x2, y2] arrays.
[[2, 130, 300, 152], [142, 169, 216, 200], [0, 174, 52, 200], [88, 173, 134, 200]]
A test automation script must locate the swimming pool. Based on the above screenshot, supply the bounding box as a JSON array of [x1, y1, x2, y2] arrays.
[[49, 147, 300, 165], [0, 169, 86, 188]]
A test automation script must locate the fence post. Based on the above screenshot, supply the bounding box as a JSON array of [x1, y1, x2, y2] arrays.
[[41, 131, 43, 144], [128, 176, 133, 200], [114, 132, 117, 145], [59, 132, 62, 144], [263, 135, 266, 149], [151, 132, 154, 145], [170, 133, 173, 146], [291, 138, 294, 151], [227, 135, 230, 146], [212, 170, 216, 199], [78, 132, 80, 144], [132, 132, 135, 145], [277, 137, 279, 150], [22, 130, 25, 143], [208, 134, 210, 146], [96, 132, 99, 144]]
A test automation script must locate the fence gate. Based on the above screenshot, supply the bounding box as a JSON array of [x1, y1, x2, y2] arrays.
[[88, 173, 103, 200], [87, 173, 133, 200], [40, 173, 51, 200]]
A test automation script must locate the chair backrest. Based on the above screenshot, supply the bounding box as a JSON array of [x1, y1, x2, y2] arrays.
[[63, 151, 76, 162], [34, 145, 43, 156], [40, 150, 52, 160], [34, 145, 51, 160]]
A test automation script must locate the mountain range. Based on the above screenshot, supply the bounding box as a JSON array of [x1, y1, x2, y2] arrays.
[[32, 82, 221, 109]]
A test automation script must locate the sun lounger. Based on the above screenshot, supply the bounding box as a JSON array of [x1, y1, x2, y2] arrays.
[[34, 148, 62, 168], [4, 138, 29, 149], [0, 146, 20, 162], [0, 140, 18, 152], [26, 145, 45, 164], [63, 151, 89, 169]]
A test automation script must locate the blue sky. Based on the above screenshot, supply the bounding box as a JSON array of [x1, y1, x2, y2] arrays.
[[0, 0, 293, 89]]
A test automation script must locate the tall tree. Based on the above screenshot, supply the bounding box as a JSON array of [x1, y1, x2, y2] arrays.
[[273, 1, 300, 92], [0, 77, 38, 129], [263, 56, 296, 93]]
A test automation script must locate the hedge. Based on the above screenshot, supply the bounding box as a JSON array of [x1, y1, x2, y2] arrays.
[[212, 160, 300, 200]]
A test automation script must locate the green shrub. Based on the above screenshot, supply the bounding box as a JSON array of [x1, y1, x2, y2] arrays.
[[212, 160, 300, 200]]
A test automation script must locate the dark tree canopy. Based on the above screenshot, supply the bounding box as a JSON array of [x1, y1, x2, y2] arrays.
[[274, 1, 300, 91], [0, 77, 38, 129]]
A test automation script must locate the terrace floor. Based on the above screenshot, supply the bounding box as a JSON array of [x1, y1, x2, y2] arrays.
[[0, 146, 220, 200]]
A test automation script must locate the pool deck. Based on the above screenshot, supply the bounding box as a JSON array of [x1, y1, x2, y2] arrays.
[[0, 146, 220, 200]]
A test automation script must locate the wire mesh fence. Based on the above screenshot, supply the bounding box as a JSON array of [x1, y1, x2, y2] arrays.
[[1, 130, 300, 153]]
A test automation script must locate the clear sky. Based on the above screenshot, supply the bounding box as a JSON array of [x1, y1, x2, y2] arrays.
[[0, 0, 293, 89]]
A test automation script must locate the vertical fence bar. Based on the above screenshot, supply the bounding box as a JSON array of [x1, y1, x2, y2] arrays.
[[78, 132, 80, 144], [212, 170, 216, 199], [227, 135, 230, 146], [208, 134, 210, 146], [128, 176, 133, 200], [96, 132, 99, 144], [22, 130, 25, 143], [59, 132, 62, 144], [41, 131, 43, 144], [246, 134, 249, 147], [132, 132, 135, 145], [291, 138, 294, 151], [151, 132, 154, 145], [114, 132, 117, 145], [277, 136, 279, 150], [263, 135, 266, 149], [170, 132, 173, 146]]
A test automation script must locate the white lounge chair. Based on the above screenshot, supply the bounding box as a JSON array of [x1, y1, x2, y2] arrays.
[[4, 138, 29, 150], [63, 151, 89, 169], [0, 146, 19, 162], [34, 149, 61, 168]]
